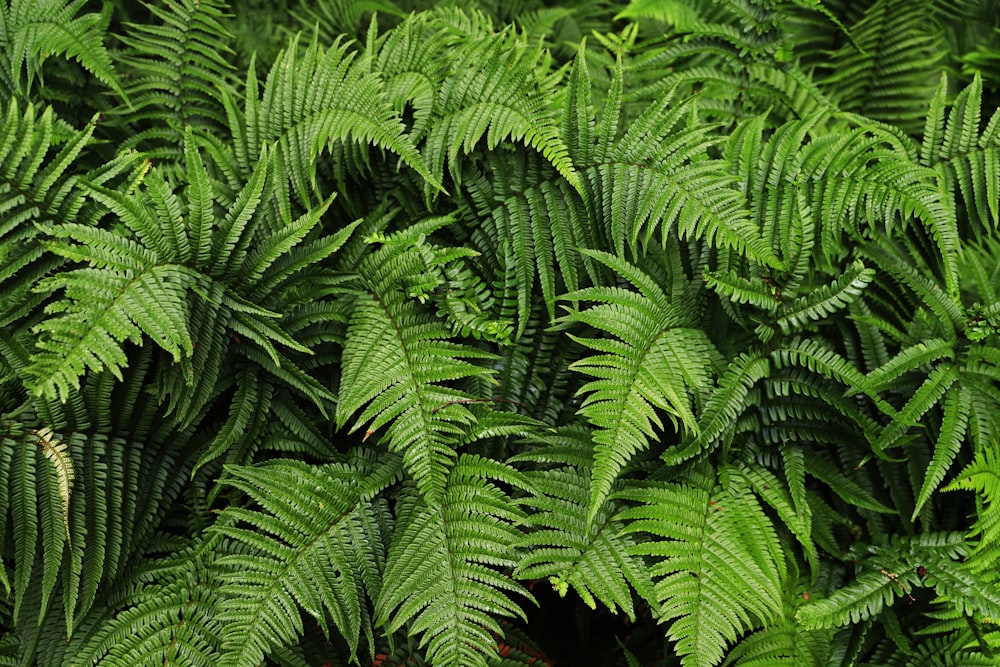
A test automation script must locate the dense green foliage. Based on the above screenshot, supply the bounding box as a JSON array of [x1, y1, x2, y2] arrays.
[[1, 0, 999, 665]]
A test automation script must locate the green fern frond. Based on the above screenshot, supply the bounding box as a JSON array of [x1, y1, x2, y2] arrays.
[[0, 101, 112, 344], [724, 589, 833, 667], [466, 148, 589, 336], [860, 237, 965, 335], [662, 351, 770, 466], [513, 429, 657, 619], [0, 0, 124, 100], [775, 260, 875, 335], [0, 414, 188, 647], [802, 449, 896, 514], [913, 386, 971, 519], [30, 130, 341, 421], [3, 423, 63, 623], [796, 565, 913, 630], [798, 531, 999, 634], [225, 31, 437, 206], [732, 461, 818, 574], [617, 464, 785, 667], [212, 455, 400, 667], [194, 365, 271, 471], [943, 449, 1000, 557], [705, 270, 783, 310], [614, 0, 701, 29], [491, 302, 584, 424], [803, 126, 957, 291], [818, 0, 945, 135], [771, 337, 873, 397], [580, 57, 780, 268], [337, 222, 497, 505], [921, 72, 1000, 231], [558, 249, 718, 521], [881, 634, 998, 667], [872, 364, 958, 456], [922, 556, 1000, 624], [28, 242, 195, 401], [33, 427, 73, 544], [294, 0, 405, 44], [113, 0, 236, 158], [376, 456, 533, 667], [866, 338, 955, 392], [412, 17, 580, 192], [619, 0, 807, 123], [69, 537, 224, 667]]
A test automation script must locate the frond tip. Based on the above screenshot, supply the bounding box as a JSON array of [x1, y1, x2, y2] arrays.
[[617, 465, 784, 667], [558, 249, 717, 523], [376, 456, 534, 667], [33, 427, 74, 544]]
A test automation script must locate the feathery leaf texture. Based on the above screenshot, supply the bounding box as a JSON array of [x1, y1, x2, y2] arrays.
[[1, 2, 999, 666], [114, 0, 235, 157], [337, 220, 496, 506], [560, 249, 717, 522], [212, 455, 400, 667], [0, 0, 123, 99], [376, 456, 533, 667], [618, 465, 785, 667], [512, 428, 658, 619]]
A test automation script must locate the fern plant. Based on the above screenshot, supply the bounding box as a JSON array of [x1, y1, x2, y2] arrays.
[[1, 0, 1000, 666]]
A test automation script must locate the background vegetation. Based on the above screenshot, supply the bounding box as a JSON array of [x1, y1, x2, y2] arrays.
[[1, 0, 999, 665]]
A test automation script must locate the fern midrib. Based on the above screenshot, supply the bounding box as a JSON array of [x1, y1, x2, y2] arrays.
[[365, 285, 451, 502], [229, 500, 365, 662], [678, 488, 718, 657], [1, 171, 77, 231], [171, 9, 201, 131], [437, 501, 467, 659], [593, 320, 684, 439], [72, 262, 188, 338]]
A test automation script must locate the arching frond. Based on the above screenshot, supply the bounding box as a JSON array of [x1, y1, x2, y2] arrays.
[[796, 532, 999, 633], [29, 224, 196, 400], [908, 389, 973, 523], [461, 147, 590, 336], [224, 31, 437, 205], [774, 260, 875, 335], [3, 3, 999, 665], [557, 249, 718, 521], [113, 0, 236, 159], [617, 464, 785, 667], [376, 456, 533, 667], [662, 351, 770, 466], [818, 0, 945, 135], [0, 0, 123, 100], [336, 220, 497, 506], [69, 538, 224, 667], [211, 455, 400, 667], [921, 73, 1000, 232], [0, 410, 190, 651], [724, 593, 832, 667], [402, 13, 580, 192], [580, 56, 780, 268], [732, 461, 818, 574], [512, 427, 657, 619], [0, 101, 113, 345], [944, 449, 1000, 559]]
